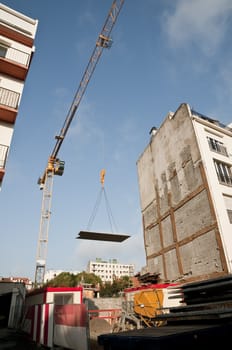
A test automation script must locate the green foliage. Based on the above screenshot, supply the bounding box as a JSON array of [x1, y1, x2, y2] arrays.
[[45, 272, 77, 287], [76, 271, 102, 286], [45, 271, 102, 288], [100, 282, 113, 297], [45, 272, 132, 297], [100, 276, 132, 297]]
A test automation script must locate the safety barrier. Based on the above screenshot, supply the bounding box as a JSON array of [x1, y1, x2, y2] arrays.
[[54, 304, 88, 350], [88, 308, 121, 325]]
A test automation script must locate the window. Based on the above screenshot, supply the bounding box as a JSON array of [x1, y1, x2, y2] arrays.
[[227, 210, 232, 224], [214, 160, 232, 186], [0, 44, 7, 58], [207, 137, 228, 156], [0, 144, 9, 168], [223, 194, 232, 224], [54, 293, 73, 305]]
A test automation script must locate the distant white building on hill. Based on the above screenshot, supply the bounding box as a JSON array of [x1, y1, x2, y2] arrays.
[[87, 258, 135, 283]]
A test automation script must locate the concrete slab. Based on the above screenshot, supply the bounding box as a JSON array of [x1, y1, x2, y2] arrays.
[[76, 231, 130, 242]]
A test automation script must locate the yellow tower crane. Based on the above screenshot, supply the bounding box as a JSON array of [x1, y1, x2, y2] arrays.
[[35, 0, 125, 287]]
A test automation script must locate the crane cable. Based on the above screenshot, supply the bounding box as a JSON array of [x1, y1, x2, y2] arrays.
[[87, 169, 118, 232]]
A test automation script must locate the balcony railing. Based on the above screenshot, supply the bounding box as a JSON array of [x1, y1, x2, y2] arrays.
[[0, 144, 9, 168], [1, 45, 30, 67], [0, 87, 20, 109]]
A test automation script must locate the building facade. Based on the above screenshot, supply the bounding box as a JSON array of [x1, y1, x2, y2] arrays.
[[87, 258, 135, 283], [0, 4, 38, 188], [137, 103, 232, 283]]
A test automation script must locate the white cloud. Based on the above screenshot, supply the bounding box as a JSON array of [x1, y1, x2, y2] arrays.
[[163, 0, 232, 55]]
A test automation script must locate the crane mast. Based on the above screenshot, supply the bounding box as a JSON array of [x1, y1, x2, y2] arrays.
[[35, 0, 124, 286]]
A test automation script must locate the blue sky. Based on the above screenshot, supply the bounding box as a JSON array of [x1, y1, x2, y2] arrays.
[[1, 0, 232, 281]]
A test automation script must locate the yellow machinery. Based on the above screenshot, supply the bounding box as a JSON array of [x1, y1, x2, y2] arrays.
[[133, 289, 165, 327], [113, 284, 182, 331]]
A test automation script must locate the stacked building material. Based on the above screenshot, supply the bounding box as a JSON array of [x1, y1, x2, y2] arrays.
[[155, 274, 232, 323], [98, 275, 232, 349]]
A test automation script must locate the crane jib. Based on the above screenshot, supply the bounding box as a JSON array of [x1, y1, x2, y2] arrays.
[[40, 0, 124, 177]]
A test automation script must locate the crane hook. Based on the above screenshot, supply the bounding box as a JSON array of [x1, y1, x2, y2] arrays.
[[100, 169, 106, 187]]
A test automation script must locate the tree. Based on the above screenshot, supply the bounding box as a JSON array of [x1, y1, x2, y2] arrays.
[[46, 272, 77, 287], [100, 276, 132, 297], [76, 271, 102, 287], [100, 282, 113, 297], [45, 271, 102, 288], [119, 275, 133, 289]]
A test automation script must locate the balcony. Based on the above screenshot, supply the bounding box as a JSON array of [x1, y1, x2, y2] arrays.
[[0, 144, 9, 182], [0, 87, 19, 123], [0, 23, 34, 49], [0, 45, 30, 80]]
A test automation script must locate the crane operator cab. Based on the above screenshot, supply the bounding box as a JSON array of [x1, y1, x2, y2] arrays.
[[54, 159, 65, 176], [97, 34, 112, 48], [37, 158, 65, 190]]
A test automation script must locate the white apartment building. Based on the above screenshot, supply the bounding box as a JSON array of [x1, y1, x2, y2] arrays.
[[87, 258, 135, 283], [0, 4, 38, 188], [137, 103, 232, 283]]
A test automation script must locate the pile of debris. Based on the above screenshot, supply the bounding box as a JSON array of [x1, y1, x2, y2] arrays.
[[135, 272, 160, 285]]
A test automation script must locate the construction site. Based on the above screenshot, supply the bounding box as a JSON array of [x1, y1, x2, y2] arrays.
[[1, 0, 232, 349]]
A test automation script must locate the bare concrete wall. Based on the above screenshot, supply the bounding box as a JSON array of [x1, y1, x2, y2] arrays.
[[88, 297, 123, 310], [137, 103, 227, 283]]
